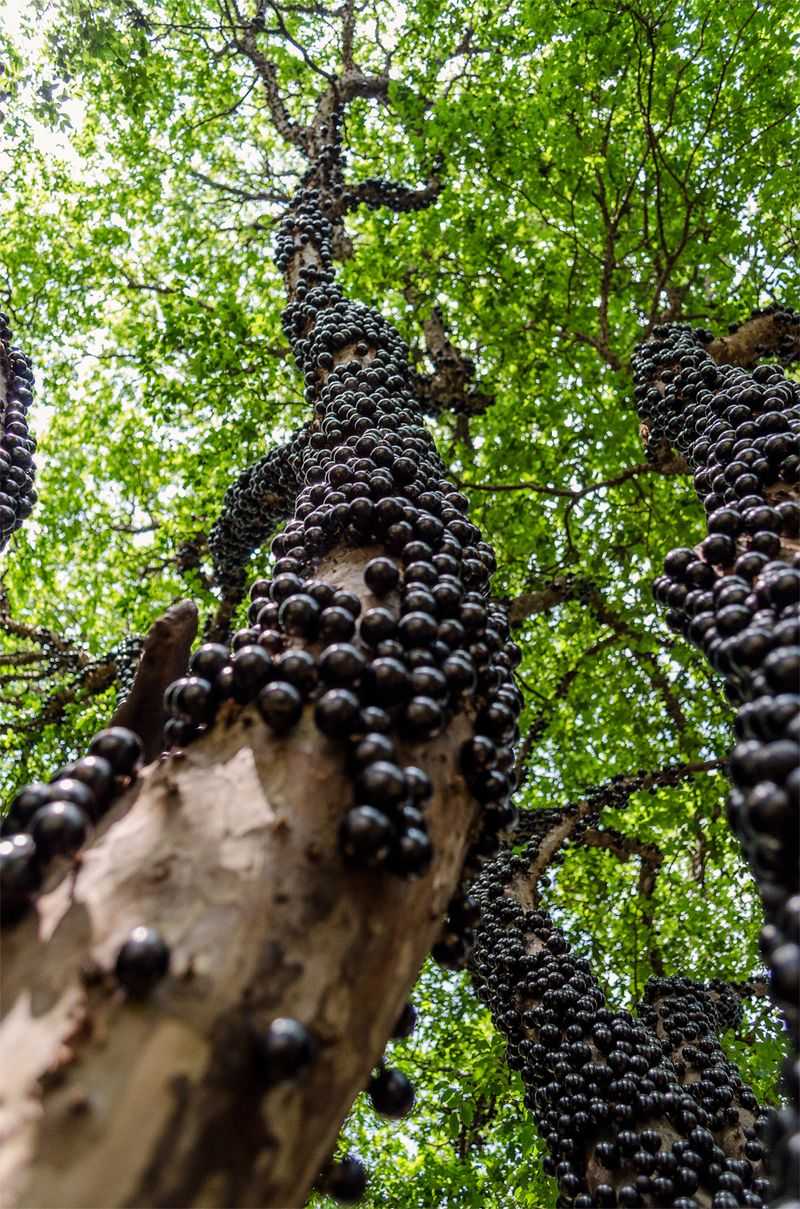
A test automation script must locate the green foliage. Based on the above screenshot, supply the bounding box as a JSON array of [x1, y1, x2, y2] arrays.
[[1, 0, 798, 1202]]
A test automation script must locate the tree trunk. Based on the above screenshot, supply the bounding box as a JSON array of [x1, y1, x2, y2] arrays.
[[469, 805, 771, 1208], [0, 544, 477, 1209], [0, 119, 523, 1199], [633, 312, 800, 1202]]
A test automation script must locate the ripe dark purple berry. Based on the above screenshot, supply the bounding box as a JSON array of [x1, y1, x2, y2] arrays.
[[323, 1154, 367, 1203], [339, 806, 393, 867], [114, 926, 170, 997], [364, 556, 400, 595], [354, 760, 406, 807], [231, 645, 272, 702], [389, 826, 432, 876], [257, 681, 303, 733], [319, 643, 366, 685], [367, 1066, 415, 1117], [172, 676, 215, 723], [54, 755, 115, 811], [254, 1017, 316, 1084], [315, 689, 361, 738], [0, 833, 41, 920], [29, 801, 89, 859], [278, 592, 321, 637], [189, 643, 230, 682], [88, 727, 143, 776]]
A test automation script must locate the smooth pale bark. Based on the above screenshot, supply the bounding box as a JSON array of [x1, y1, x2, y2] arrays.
[[0, 545, 477, 1208]]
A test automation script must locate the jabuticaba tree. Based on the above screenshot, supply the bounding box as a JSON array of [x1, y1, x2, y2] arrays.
[[0, 311, 37, 551], [470, 808, 772, 1209], [633, 311, 800, 1204], [0, 59, 524, 1209]]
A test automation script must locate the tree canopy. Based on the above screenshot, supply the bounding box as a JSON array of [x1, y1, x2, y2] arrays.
[[1, 0, 798, 1204]]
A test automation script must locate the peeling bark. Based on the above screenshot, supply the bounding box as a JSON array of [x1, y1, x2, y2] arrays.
[[0, 547, 477, 1208]]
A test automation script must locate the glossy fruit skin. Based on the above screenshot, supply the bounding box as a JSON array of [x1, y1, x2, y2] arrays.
[[0, 832, 41, 921], [2, 782, 50, 834], [254, 1017, 316, 1085], [314, 689, 361, 737], [54, 755, 115, 811], [231, 645, 272, 703], [354, 760, 406, 807], [339, 806, 394, 867], [257, 681, 303, 733], [114, 926, 170, 997], [189, 642, 231, 682], [29, 801, 90, 860], [88, 727, 144, 776], [364, 556, 400, 595], [172, 676, 215, 723], [324, 1154, 367, 1203], [367, 1066, 415, 1118], [388, 827, 432, 876]]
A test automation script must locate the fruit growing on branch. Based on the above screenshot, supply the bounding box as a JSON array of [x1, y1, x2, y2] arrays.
[[0, 311, 37, 551], [471, 805, 771, 1208], [633, 315, 800, 1205]]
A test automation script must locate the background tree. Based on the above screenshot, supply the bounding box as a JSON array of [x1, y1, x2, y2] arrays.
[[1, 0, 798, 1205]]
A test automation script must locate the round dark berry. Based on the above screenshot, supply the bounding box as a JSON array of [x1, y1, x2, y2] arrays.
[[359, 607, 396, 646], [114, 926, 170, 997], [30, 801, 90, 860], [339, 806, 394, 867], [231, 645, 272, 703], [88, 727, 143, 776], [54, 755, 115, 811], [257, 681, 303, 733], [355, 760, 406, 807], [364, 557, 400, 596], [367, 1066, 415, 1117], [389, 826, 433, 876], [323, 1155, 367, 1204], [0, 832, 41, 908], [278, 593, 321, 637], [172, 676, 215, 724], [254, 1017, 316, 1084], [188, 644, 230, 683], [319, 606, 357, 642], [315, 689, 361, 738], [319, 643, 366, 685], [273, 649, 318, 695]]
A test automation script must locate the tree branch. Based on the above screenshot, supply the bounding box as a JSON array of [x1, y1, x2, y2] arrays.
[[707, 306, 800, 368], [109, 600, 199, 763]]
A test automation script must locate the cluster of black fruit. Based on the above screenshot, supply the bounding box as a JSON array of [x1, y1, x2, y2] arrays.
[[335, 175, 437, 215], [165, 185, 521, 949], [469, 815, 772, 1209], [208, 431, 305, 595], [633, 321, 799, 1205], [639, 977, 764, 1140], [721, 305, 800, 366], [0, 726, 143, 924], [513, 761, 715, 866], [109, 634, 145, 706], [0, 311, 37, 551]]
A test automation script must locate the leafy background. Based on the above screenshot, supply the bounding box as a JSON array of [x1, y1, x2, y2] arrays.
[[1, 0, 798, 1204]]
